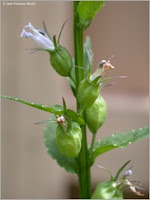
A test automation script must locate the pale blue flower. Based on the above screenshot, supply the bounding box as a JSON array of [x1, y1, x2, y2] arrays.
[[123, 170, 132, 177], [20, 22, 55, 51]]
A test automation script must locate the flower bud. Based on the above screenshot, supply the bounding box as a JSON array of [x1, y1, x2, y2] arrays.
[[123, 170, 132, 177], [49, 45, 73, 77], [91, 181, 123, 199], [85, 95, 107, 134], [56, 121, 82, 158], [77, 78, 99, 110]]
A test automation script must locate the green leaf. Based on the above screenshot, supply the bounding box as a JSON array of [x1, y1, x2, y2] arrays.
[[1, 95, 84, 125], [65, 109, 85, 125], [77, 1, 104, 29], [84, 36, 93, 75], [91, 127, 149, 164], [43, 118, 79, 174], [1, 95, 63, 115]]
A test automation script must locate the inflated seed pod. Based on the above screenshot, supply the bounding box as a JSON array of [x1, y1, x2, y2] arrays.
[[85, 95, 107, 134], [91, 180, 123, 199], [50, 45, 73, 77], [56, 121, 82, 158], [77, 78, 99, 110]]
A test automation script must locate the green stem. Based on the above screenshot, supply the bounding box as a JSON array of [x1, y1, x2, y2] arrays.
[[73, 2, 91, 198], [73, 2, 84, 90], [78, 124, 91, 198]]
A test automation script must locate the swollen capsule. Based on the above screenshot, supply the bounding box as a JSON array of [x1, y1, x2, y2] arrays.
[[50, 45, 73, 77], [56, 121, 82, 158], [77, 78, 99, 110], [85, 95, 107, 134], [91, 180, 123, 199]]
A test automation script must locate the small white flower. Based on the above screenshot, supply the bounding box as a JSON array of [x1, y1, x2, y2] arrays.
[[20, 22, 55, 51]]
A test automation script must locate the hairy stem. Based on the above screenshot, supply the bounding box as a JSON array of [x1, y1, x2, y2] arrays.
[[73, 2, 91, 198]]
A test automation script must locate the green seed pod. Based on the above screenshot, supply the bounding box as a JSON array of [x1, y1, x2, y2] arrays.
[[91, 180, 123, 199], [85, 95, 107, 134], [50, 45, 72, 77], [77, 78, 99, 110], [56, 121, 82, 158]]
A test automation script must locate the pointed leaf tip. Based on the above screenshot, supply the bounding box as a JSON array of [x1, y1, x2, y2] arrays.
[[1, 95, 63, 115]]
